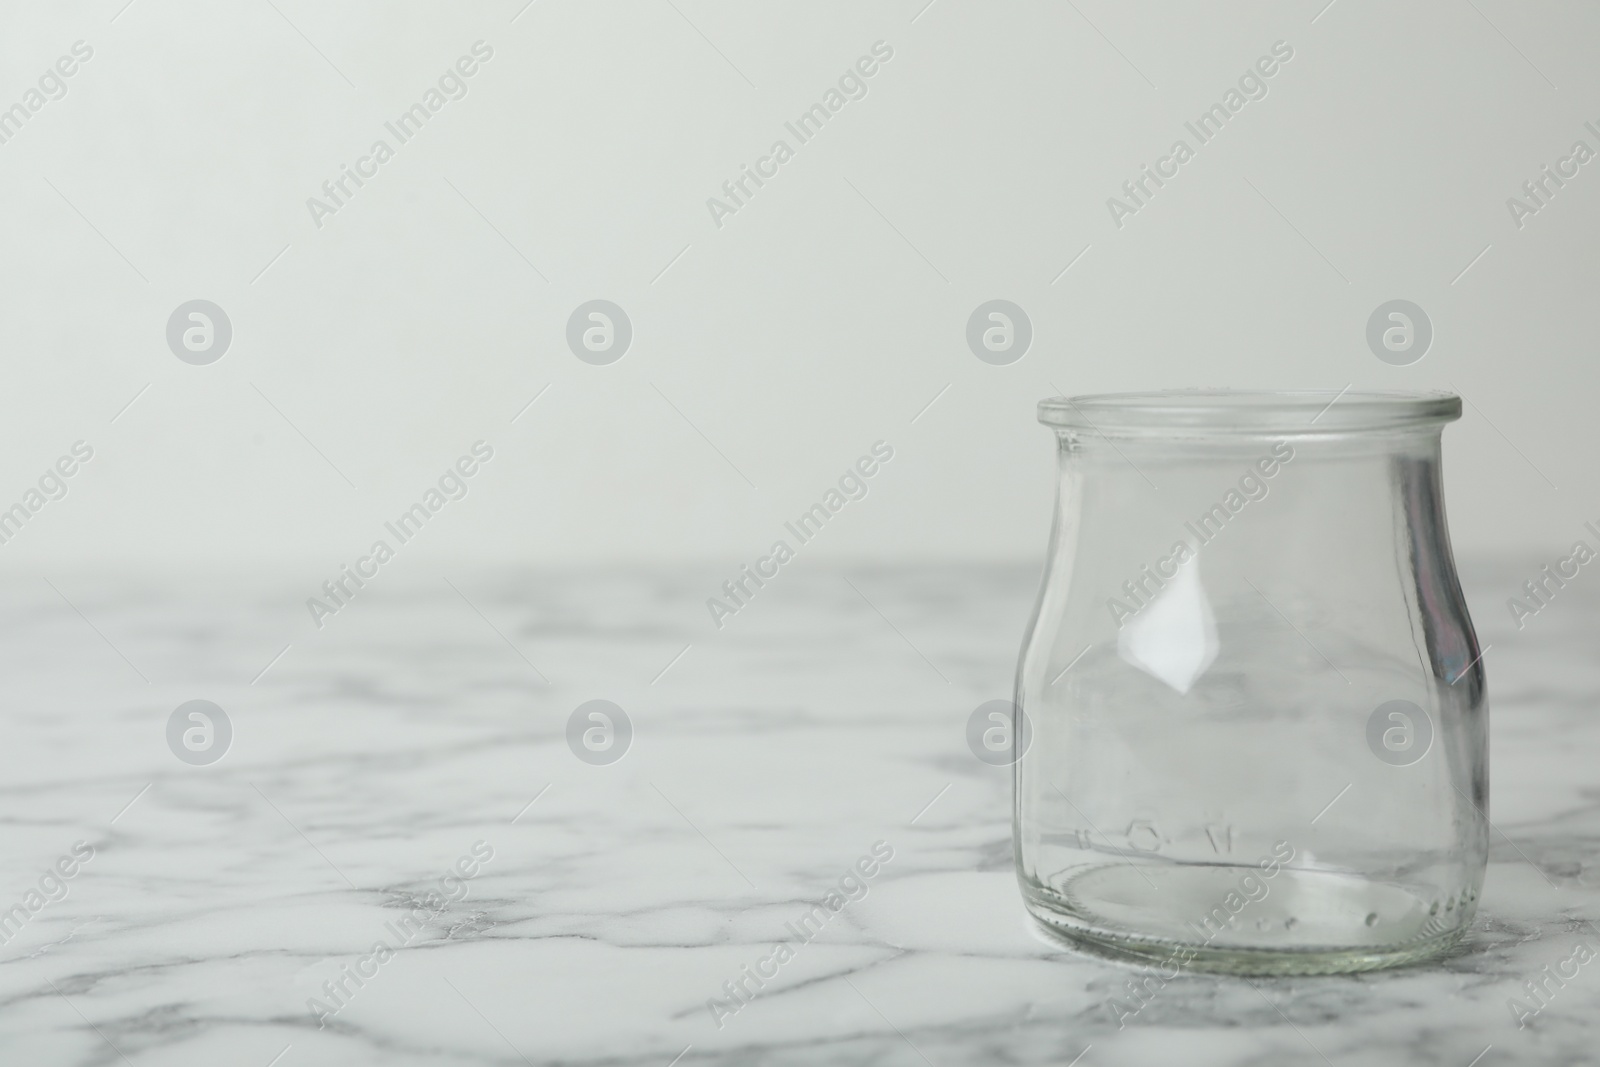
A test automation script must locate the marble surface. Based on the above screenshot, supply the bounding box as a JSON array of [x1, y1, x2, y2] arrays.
[[1, 558, 1596, 1066]]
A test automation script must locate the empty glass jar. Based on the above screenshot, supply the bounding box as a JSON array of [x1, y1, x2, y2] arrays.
[[1014, 391, 1487, 975]]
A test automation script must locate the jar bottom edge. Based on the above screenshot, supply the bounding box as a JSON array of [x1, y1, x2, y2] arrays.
[[1022, 862, 1475, 976]]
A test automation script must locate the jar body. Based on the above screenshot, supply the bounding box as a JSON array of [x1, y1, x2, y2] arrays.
[[1015, 395, 1487, 975]]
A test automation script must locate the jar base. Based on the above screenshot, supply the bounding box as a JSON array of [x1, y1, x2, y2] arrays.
[[1024, 862, 1473, 976]]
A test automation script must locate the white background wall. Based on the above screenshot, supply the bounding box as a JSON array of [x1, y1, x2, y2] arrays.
[[0, 0, 1595, 577]]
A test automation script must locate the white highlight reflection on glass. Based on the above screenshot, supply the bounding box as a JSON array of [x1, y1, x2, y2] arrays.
[[1117, 556, 1219, 694]]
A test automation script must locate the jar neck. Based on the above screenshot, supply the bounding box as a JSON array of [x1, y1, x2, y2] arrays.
[[1057, 429, 1445, 467]]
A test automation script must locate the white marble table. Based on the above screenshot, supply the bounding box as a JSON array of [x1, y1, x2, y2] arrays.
[[0, 558, 1593, 1066]]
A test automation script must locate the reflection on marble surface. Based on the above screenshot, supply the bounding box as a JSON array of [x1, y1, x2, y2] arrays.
[[0, 559, 1596, 1065]]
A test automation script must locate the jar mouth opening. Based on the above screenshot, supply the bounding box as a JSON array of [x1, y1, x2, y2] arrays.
[[1038, 390, 1461, 436]]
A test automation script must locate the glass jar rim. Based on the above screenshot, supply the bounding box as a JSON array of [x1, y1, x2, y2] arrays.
[[1038, 389, 1461, 436]]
